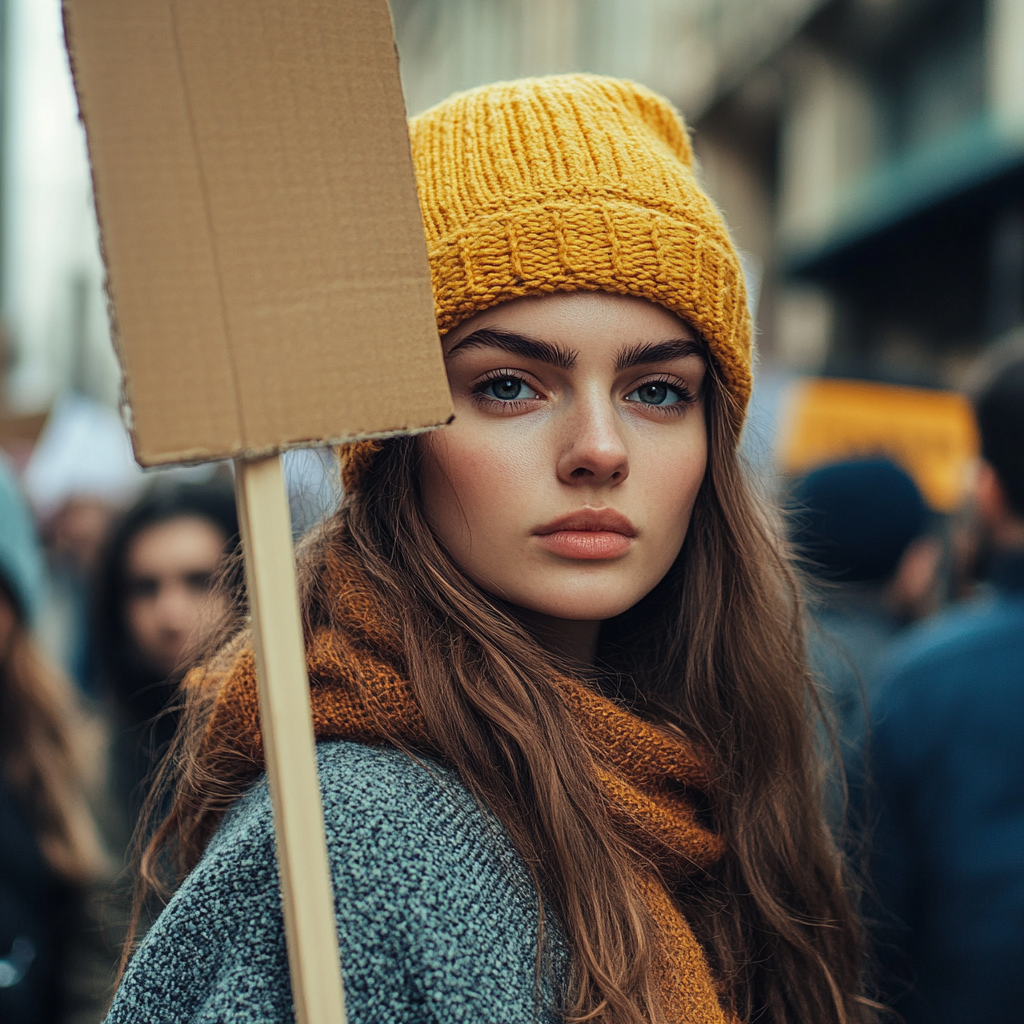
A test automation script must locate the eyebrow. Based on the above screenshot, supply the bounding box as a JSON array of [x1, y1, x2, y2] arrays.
[[446, 329, 577, 369], [615, 339, 704, 371], [446, 328, 703, 373]]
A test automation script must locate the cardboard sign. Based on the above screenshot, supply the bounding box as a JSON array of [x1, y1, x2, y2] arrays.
[[64, 3, 453, 1021], [64, 0, 451, 466], [777, 377, 979, 512]]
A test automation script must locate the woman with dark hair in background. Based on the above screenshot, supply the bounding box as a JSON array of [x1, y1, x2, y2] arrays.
[[0, 459, 109, 1023], [94, 479, 238, 822]]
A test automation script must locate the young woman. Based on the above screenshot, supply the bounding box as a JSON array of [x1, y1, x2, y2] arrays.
[[109, 75, 873, 1024]]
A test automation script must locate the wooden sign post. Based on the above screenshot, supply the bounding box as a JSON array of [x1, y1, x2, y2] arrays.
[[234, 455, 347, 1022], [62, 2, 453, 1021]]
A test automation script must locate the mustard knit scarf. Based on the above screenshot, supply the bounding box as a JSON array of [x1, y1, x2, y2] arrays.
[[196, 548, 736, 1024]]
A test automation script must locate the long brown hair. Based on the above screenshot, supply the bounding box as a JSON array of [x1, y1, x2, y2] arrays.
[[0, 620, 109, 886], [132, 355, 874, 1023]]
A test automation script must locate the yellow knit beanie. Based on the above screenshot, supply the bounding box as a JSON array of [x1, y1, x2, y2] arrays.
[[341, 73, 752, 491]]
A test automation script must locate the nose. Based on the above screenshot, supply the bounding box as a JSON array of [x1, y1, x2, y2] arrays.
[[155, 580, 195, 633], [556, 390, 629, 487]]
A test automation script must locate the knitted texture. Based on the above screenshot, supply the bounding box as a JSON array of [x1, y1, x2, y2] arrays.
[[189, 543, 734, 1023], [341, 73, 752, 490], [106, 742, 564, 1023]]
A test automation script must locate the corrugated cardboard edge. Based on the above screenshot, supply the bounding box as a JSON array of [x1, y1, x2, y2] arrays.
[[62, 0, 163, 470], [133, 418, 454, 468]]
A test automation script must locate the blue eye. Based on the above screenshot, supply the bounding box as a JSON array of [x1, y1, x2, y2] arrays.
[[481, 376, 538, 401], [626, 382, 685, 406]]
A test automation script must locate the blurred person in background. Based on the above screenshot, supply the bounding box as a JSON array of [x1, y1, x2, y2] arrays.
[[864, 356, 1024, 1024], [22, 395, 143, 696], [790, 458, 939, 741], [94, 480, 238, 831], [0, 458, 110, 1023]]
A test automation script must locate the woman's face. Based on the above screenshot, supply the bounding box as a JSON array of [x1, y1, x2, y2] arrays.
[[418, 291, 707, 650], [124, 515, 229, 678]]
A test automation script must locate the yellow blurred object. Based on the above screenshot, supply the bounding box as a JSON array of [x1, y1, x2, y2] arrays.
[[777, 377, 979, 512]]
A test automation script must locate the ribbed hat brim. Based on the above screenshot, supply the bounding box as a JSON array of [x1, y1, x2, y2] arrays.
[[428, 196, 752, 420]]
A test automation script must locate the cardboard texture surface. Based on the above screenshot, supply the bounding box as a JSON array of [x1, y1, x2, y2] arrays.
[[64, 0, 451, 466]]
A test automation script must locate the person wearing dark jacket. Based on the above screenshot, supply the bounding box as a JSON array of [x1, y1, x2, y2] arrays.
[[790, 458, 932, 743], [864, 355, 1024, 1024]]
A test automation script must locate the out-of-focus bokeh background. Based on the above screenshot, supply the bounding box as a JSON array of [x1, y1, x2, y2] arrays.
[[6, 0, 1024, 420], [0, 2, 1021, 1022]]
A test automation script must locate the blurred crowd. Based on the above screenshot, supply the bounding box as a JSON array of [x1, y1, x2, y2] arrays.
[[0, 426, 340, 1023], [0, 348, 1022, 1023], [789, 345, 1024, 1024]]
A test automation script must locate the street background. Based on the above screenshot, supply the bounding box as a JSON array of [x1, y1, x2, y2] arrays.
[[0, 1, 1021, 1022]]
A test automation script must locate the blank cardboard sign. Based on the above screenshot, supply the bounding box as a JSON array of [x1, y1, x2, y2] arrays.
[[64, 0, 451, 466]]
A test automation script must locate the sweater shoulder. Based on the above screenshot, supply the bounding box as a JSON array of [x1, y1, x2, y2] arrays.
[[218, 740, 530, 894], [106, 741, 559, 1024], [315, 738, 490, 827]]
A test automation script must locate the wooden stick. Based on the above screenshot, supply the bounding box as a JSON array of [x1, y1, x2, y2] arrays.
[[234, 454, 347, 1024]]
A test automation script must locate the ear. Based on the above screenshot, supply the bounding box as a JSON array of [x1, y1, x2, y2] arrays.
[[888, 534, 943, 620], [975, 460, 1010, 530]]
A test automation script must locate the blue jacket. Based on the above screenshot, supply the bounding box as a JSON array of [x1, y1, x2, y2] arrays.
[[106, 741, 563, 1024], [865, 553, 1024, 1024]]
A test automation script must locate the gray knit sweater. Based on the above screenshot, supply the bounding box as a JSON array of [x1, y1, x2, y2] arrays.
[[106, 741, 563, 1024]]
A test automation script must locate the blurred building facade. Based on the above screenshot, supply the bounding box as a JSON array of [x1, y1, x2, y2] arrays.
[[700, 0, 1024, 385], [391, 0, 827, 119], [2, 0, 1019, 421], [1, 0, 119, 419]]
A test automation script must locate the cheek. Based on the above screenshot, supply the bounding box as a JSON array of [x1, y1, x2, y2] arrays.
[[636, 423, 708, 551], [126, 598, 156, 641], [418, 427, 538, 554]]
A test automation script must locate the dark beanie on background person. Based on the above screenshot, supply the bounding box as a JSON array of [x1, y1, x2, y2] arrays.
[[790, 459, 929, 584]]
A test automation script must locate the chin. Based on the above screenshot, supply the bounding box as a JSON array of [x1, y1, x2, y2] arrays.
[[502, 581, 645, 623]]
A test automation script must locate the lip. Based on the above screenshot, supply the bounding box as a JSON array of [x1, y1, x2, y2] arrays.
[[532, 507, 636, 561], [534, 508, 637, 537]]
